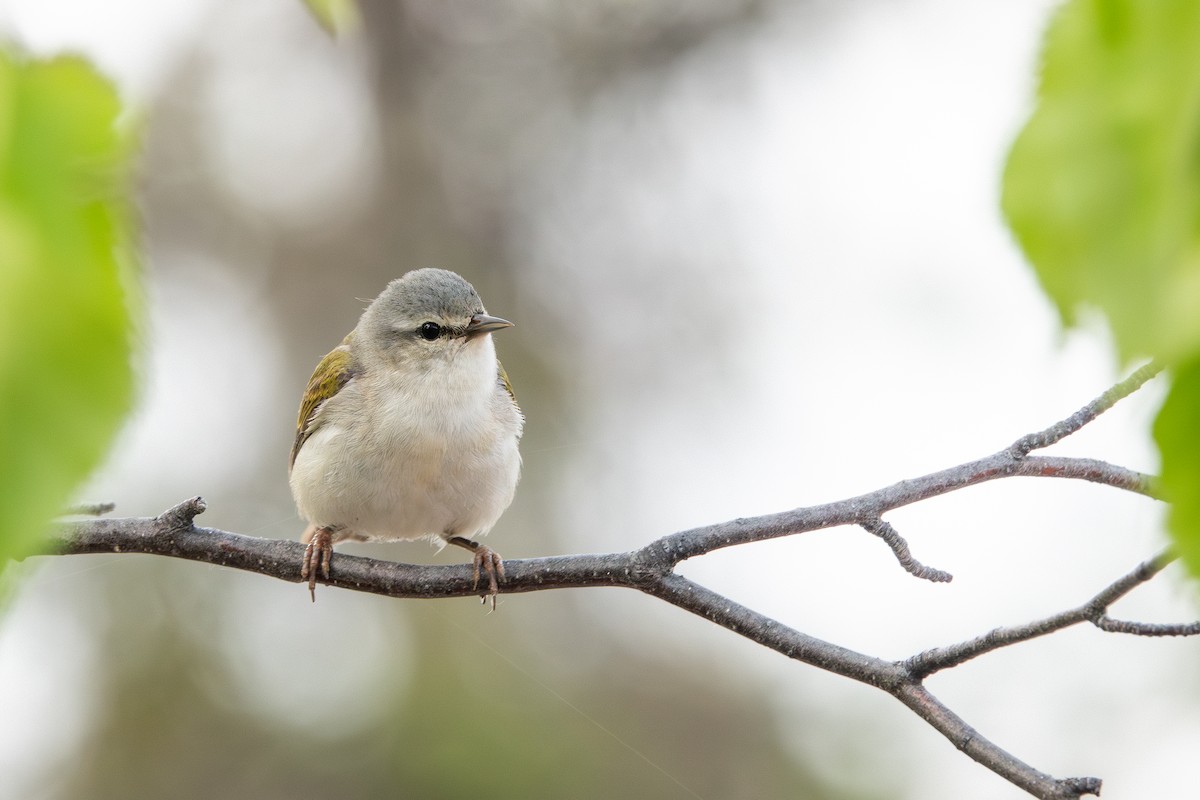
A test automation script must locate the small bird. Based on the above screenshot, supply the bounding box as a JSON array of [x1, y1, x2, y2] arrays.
[[288, 268, 523, 606]]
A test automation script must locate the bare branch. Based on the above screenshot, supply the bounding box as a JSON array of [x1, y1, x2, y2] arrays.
[[53, 509, 633, 597], [647, 454, 1156, 566], [641, 372, 1161, 566], [1090, 552, 1200, 636], [1010, 360, 1161, 457], [642, 573, 907, 686], [29, 365, 1178, 800], [860, 517, 953, 583], [892, 683, 1102, 800], [905, 550, 1198, 678], [1094, 616, 1200, 636], [61, 501, 116, 517], [1019, 455, 1155, 495], [623, 574, 1099, 799], [1086, 549, 1174, 608]]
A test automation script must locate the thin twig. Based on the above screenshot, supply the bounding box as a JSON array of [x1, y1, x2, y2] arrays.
[[892, 683, 1102, 800], [645, 454, 1156, 566], [860, 517, 953, 583], [904, 550, 1197, 678], [1010, 360, 1161, 457], [61, 501, 116, 517], [1094, 616, 1200, 636]]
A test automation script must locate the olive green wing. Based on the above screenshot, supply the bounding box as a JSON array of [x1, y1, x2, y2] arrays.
[[497, 359, 524, 437], [289, 334, 358, 471], [497, 359, 517, 404]]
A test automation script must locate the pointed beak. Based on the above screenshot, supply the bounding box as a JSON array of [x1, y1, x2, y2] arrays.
[[466, 313, 514, 338]]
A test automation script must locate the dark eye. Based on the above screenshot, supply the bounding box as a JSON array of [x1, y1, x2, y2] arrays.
[[418, 322, 442, 341]]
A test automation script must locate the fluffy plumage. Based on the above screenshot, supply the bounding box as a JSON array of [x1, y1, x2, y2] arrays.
[[289, 268, 523, 601]]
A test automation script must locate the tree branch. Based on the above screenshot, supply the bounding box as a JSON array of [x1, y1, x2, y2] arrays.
[[61, 501, 117, 517], [33, 363, 1190, 800], [904, 550, 1192, 679], [1008, 361, 1161, 457], [892, 683, 1102, 800], [860, 516, 953, 583]]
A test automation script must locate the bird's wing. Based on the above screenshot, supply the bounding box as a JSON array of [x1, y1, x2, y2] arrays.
[[497, 359, 517, 404], [290, 333, 358, 471], [497, 359, 524, 437]]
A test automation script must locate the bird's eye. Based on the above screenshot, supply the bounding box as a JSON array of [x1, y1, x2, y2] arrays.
[[419, 322, 442, 341]]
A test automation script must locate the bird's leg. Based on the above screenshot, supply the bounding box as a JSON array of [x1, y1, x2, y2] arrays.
[[446, 536, 505, 610], [301, 526, 335, 602]]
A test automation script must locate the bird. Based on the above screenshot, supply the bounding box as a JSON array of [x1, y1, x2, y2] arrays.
[[288, 268, 523, 607]]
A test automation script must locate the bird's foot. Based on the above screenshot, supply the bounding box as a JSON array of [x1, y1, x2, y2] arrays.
[[447, 536, 505, 610], [301, 526, 334, 602], [473, 545, 505, 610]]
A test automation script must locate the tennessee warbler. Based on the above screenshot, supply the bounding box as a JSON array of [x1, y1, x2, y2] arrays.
[[288, 268, 523, 606]]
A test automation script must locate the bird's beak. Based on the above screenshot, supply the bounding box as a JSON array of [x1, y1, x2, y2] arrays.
[[466, 313, 514, 338]]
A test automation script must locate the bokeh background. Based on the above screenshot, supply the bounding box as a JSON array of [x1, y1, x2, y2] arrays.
[[1, 1, 1197, 798]]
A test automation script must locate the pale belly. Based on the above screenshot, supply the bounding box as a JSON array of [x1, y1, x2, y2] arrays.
[[290, 420, 521, 542]]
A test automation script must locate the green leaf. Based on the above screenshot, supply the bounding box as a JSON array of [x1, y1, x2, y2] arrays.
[[1154, 360, 1200, 575], [1004, 1, 1200, 581], [301, 0, 359, 35], [1002, 0, 1200, 364], [0, 51, 139, 562]]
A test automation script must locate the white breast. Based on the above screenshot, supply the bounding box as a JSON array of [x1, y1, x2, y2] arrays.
[[289, 336, 522, 543]]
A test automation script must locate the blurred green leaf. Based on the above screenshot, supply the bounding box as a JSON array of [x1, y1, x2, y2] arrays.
[[0, 51, 138, 563], [301, 0, 359, 35], [1155, 358, 1200, 575], [1003, 0, 1200, 579], [1002, 0, 1200, 364]]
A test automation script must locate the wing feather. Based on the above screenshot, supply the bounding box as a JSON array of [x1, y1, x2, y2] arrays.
[[497, 359, 517, 404], [497, 359, 524, 437], [289, 334, 358, 471]]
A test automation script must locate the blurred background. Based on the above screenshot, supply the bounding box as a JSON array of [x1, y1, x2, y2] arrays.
[[1, 0, 1197, 798]]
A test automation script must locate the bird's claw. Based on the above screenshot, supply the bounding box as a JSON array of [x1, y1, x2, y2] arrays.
[[472, 544, 505, 610], [448, 536, 505, 610], [300, 527, 334, 602]]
